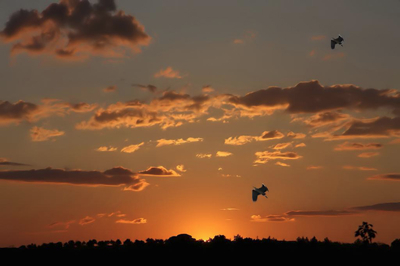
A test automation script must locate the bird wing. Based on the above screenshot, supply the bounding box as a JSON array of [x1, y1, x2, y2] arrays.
[[252, 190, 259, 202], [331, 40, 336, 49]]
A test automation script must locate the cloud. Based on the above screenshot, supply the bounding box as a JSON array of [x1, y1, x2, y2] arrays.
[[275, 162, 290, 167], [254, 151, 302, 164], [79, 216, 95, 226], [0, 99, 96, 126], [224, 130, 284, 146], [306, 166, 323, 170], [329, 116, 400, 140], [0, 0, 151, 60], [132, 84, 157, 93], [221, 208, 239, 211], [138, 166, 180, 177], [342, 166, 377, 171], [0, 166, 148, 191], [76, 90, 222, 130], [334, 142, 383, 151], [285, 210, 356, 217], [287, 131, 306, 139], [116, 218, 147, 224], [367, 173, 400, 181], [48, 220, 76, 229], [30, 126, 65, 142], [292, 111, 350, 128], [121, 142, 144, 153], [0, 158, 30, 167], [270, 142, 292, 150], [351, 202, 400, 212], [216, 151, 232, 157], [156, 137, 203, 147], [176, 164, 186, 172], [202, 85, 214, 93], [196, 153, 212, 159], [358, 152, 380, 158], [250, 214, 294, 222], [154, 67, 183, 79], [103, 85, 117, 92], [227, 80, 400, 116], [96, 146, 117, 152], [295, 143, 306, 148]]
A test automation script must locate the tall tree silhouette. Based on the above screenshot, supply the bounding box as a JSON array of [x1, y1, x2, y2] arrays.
[[355, 221, 377, 244]]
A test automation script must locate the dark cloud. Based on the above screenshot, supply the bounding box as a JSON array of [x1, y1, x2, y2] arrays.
[[292, 111, 350, 128], [0, 158, 30, 167], [351, 202, 400, 212], [0, 99, 96, 125], [138, 166, 180, 177], [334, 142, 383, 151], [132, 84, 158, 93], [367, 173, 400, 181], [0, 0, 151, 60], [228, 80, 400, 115], [285, 210, 356, 217], [0, 166, 148, 191], [331, 116, 400, 140]]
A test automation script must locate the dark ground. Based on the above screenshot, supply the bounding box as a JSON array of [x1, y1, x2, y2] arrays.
[[1, 234, 399, 263]]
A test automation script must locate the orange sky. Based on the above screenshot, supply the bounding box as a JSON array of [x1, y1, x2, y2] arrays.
[[0, 0, 399, 247]]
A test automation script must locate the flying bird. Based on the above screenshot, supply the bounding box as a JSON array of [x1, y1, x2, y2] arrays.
[[331, 35, 344, 49], [252, 184, 269, 202]]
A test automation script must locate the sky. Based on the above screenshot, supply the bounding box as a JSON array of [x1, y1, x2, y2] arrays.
[[0, 0, 400, 247]]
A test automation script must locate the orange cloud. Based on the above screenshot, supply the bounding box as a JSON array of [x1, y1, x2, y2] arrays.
[[342, 166, 377, 171], [334, 142, 382, 151], [79, 216, 96, 226], [216, 151, 233, 157], [0, 0, 151, 61], [30, 126, 65, 142], [156, 137, 203, 147], [121, 142, 144, 153], [196, 153, 212, 159], [270, 142, 292, 150], [116, 218, 147, 224], [138, 166, 180, 177], [307, 166, 323, 170], [254, 151, 302, 164], [225, 130, 285, 145], [96, 146, 117, 152], [358, 152, 380, 158], [154, 67, 183, 79], [287, 131, 306, 139], [275, 162, 290, 167], [176, 165, 186, 172]]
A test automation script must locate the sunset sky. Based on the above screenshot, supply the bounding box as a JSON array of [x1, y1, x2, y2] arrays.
[[1, 0, 400, 247]]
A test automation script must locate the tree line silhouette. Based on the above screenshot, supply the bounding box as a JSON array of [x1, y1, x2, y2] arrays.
[[1, 222, 399, 262]]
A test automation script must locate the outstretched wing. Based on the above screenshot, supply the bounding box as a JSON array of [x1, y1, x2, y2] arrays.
[[331, 40, 336, 49], [252, 190, 259, 202]]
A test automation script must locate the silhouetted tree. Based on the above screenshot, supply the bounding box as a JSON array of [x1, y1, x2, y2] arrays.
[[391, 239, 400, 250], [355, 221, 377, 244]]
